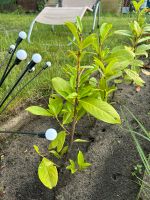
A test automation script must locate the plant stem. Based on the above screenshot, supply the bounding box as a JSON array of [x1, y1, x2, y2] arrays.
[[55, 117, 70, 135], [69, 50, 81, 150]]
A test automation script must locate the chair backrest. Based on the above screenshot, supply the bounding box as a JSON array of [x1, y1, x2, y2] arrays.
[[62, 0, 98, 8]]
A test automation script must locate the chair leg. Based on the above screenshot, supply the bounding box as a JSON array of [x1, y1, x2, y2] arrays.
[[27, 19, 36, 43], [68, 36, 75, 46], [51, 25, 55, 32], [97, 1, 101, 28], [92, 1, 100, 32]]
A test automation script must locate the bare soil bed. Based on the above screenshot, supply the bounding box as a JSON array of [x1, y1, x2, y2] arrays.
[[0, 75, 150, 200]]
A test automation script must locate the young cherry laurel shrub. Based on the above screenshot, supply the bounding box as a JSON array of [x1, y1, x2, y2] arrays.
[[115, 0, 150, 88], [26, 17, 121, 189], [91, 20, 146, 101]]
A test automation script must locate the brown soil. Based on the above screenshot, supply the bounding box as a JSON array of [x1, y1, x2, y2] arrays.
[[0, 75, 150, 200]]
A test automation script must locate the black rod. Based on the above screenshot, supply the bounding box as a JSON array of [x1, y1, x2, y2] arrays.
[[0, 68, 43, 114], [0, 52, 10, 70], [0, 62, 16, 86], [0, 45, 17, 86], [0, 66, 29, 108]]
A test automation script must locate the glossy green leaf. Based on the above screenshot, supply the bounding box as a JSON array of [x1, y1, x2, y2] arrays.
[[137, 36, 150, 44], [48, 94, 63, 116], [94, 57, 105, 73], [133, 21, 142, 37], [132, 0, 144, 12], [66, 159, 77, 174], [76, 16, 83, 32], [52, 77, 73, 99], [65, 21, 79, 43], [100, 23, 112, 44], [57, 131, 66, 153], [34, 145, 43, 157], [77, 151, 91, 170], [49, 150, 61, 159], [114, 30, 132, 37], [60, 146, 68, 157], [62, 102, 74, 124], [82, 34, 96, 49], [26, 106, 52, 117], [38, 158, 58, 189], [74, 139, 89, 143], [125, 69, 145, 86], [80, 97, 121, 124], [48, 131, 66, 152], [135, 44, 150, 57]]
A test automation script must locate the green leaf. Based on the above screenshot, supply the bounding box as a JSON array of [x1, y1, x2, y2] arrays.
[[26, 106, 52, 117], [52, 77, 73, 99], [77, 151, 84, 166], [66, 92, 78, 100], [49, 150, 61, 159], [38, 158, 58, 189], [77, 151, 91, 170], [137, 36, 150, 44], [82, 34, 96, 49], [66, 159, 77, 174], [48, 131, 66, 153], [94, 57, 105, 73], [133, 21, 142, 37], [132, 0, 145, 12], [62, 102, 74, 124], [125, 69, 145, 86], [100, 23, 112, 44], [48, 137, 58, 150], [57, 131, 66, 153], [89, 77, 97, 87], [114, 30, 132, 37], [60, 146, 68, 157], [106, 49, 134, 63], [33, 145, 43, 157], [76, 16, 83, 32], [80, 97, 121, 124], [48, 94, 63, 116], [65, 21, 79, 43], [74, 139, 89, 143], [135, 44, 150, 57]]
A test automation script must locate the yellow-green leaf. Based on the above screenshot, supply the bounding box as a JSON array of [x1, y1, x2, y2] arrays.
[[26, 106, 52, 116], [80, 97, 121, 124], [38, 158, 58, 190]]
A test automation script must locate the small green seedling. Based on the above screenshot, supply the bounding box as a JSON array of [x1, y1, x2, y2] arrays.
[[66, 150, 91, 174]]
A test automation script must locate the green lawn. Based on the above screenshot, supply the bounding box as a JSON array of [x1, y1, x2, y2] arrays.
[[0, 12, 132, 116]]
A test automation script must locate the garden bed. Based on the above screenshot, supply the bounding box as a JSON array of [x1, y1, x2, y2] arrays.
[[0, 74, 150, 200]]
